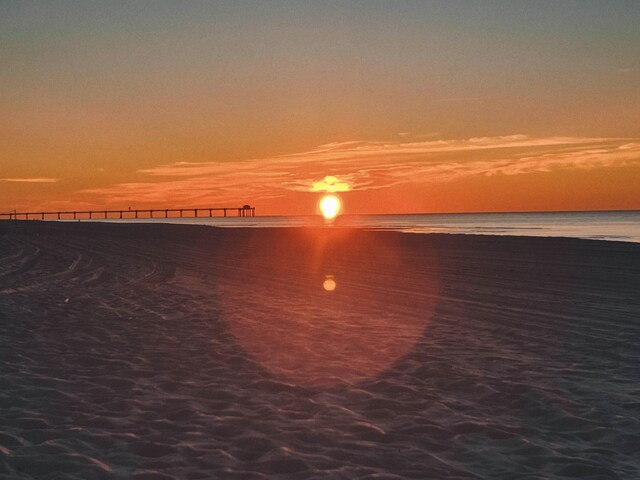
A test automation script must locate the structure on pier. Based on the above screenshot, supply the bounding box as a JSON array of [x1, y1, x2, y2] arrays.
[[0, 205, 255, 221]]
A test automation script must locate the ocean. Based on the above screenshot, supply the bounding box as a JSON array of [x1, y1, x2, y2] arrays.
[[92, 210, 640, 243]]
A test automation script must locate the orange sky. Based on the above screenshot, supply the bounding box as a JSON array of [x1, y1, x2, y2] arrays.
[[2, 2, 639, 215]]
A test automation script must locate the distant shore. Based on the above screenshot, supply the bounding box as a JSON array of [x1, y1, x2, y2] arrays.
[[1, 221, 639, 479]]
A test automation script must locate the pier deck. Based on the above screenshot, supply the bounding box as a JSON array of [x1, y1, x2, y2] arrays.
[[0, 206, 255, 221]]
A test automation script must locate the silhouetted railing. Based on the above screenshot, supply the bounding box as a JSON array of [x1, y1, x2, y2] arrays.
[[0, 206, 255, 221]]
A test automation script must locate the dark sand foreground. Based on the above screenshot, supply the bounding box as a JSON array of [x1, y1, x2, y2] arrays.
[[1, 221, 639, 479]]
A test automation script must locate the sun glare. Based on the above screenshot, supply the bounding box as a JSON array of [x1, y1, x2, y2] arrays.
[[319, 194, 342, 220]]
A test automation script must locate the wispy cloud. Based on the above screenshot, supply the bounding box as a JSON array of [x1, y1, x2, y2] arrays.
[[81, 135, 640, 207], [0, 178, 59, 183]]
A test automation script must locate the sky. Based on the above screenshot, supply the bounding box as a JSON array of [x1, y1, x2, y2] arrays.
[[1, 0, 639, 215]]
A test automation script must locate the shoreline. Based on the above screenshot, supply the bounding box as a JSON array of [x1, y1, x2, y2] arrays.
[[3, 216, 640, 246]]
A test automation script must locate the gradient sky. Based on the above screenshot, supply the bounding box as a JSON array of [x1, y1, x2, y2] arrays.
[[2, 1, 639, 215]]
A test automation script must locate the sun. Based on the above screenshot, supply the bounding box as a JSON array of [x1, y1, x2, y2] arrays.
[[319, 194, 342, 220]]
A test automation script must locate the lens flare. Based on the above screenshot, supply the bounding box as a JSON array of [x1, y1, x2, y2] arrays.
[[323, 275, 336, 292], [319, 194, 342, 220]]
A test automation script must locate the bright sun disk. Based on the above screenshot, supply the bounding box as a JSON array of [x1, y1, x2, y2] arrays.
[[319, 194, 342, 220]]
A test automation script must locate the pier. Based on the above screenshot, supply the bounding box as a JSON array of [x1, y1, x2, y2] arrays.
[[0, 206, 255, 221]]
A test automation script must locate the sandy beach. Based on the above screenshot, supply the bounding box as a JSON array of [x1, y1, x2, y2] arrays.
[[1, 221, 639, 479]]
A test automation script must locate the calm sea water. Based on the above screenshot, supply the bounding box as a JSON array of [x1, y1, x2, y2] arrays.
[[95, 210, 640, 243]]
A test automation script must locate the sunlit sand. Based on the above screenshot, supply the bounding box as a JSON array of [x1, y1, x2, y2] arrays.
[[1, 220, 639, 478]]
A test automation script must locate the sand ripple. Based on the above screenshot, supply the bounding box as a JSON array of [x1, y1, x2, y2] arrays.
[[1, 222, 639, 479]]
